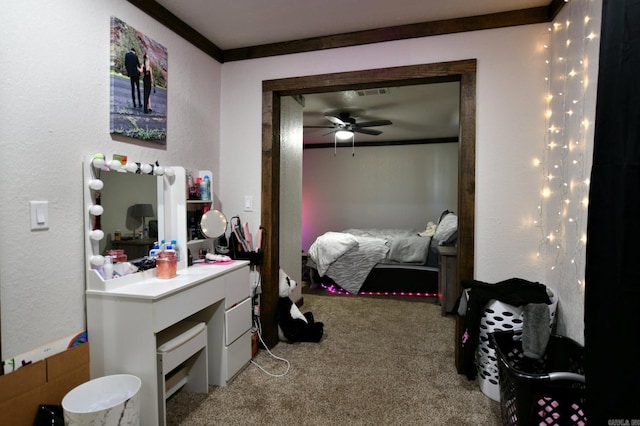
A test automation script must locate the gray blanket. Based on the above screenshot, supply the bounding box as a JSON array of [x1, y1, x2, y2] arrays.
[[343, 229, 431, 264]]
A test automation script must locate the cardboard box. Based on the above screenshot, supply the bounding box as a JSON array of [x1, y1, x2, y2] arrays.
[[0, 343, 89, 426]]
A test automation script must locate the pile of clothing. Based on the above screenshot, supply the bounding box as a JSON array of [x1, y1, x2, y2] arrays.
[[457, 277, 553, 380]]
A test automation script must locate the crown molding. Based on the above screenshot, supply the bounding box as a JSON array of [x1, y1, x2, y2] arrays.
[[127, 1, 565, 63]]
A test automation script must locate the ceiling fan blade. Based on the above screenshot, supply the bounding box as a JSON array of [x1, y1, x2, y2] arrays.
[[356, 119, 392, 128], [325, 115, 345, 126], [323, 129, 338, 136], [354, 127, 382, 136], [304, 125, 335, 128]]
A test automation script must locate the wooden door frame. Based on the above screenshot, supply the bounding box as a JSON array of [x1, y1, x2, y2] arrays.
[[261, 60, 476, 365]]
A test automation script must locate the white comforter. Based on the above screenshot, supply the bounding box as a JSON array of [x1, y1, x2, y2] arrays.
[[307, 231, 358, 276]]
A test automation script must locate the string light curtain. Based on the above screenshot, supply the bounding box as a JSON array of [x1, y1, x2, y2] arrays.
[[535, 0, 601, 336]]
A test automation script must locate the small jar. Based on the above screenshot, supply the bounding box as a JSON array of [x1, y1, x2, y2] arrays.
[[156, 251, 177, 279], [114, 230, 121, 241]]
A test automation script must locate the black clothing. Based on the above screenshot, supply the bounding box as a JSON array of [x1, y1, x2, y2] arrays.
[[124, 51, 141, 107], [124, 51, 140, 78], [143, 66, 152, 113], [460, 277, 551, 380]]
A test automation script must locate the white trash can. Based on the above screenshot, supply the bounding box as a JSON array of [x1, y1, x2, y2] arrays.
[[62, 374, 141, 426]]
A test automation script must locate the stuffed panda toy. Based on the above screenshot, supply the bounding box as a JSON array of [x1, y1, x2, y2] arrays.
[[277, 268, 324, 343]]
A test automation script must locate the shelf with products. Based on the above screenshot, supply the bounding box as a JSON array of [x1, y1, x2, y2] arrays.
[[185, 170, 214, 258], [186, 169, 213, 203]]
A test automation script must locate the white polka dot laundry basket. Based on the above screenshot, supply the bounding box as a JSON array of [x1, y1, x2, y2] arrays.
[[475, 287, 558, 401]]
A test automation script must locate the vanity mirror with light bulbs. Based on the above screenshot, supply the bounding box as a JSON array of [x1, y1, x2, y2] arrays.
[[83, 155, 252, 425], [83, 155, 231, 288], [83, 155, 188, 290]]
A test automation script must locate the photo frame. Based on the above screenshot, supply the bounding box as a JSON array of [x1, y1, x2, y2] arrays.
[[109, 17, 168, 145]]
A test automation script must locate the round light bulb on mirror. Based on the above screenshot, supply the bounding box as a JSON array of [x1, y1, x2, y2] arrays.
[[140, 163, 153, 174], [164, 167, 175, 177], [125, 162, 139, 173], [89, 229, 104, 241], [154, 166, 165, 175], [89, 204, 104, 216], [90, 255, 105, 266], [108, 160, 122, 171], [92, 154, 106, 169], [88, 179, 104, 190]]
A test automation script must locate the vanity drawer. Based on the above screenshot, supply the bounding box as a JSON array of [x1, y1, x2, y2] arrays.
[[225, 297, 251, 345], [224, 330, 251, 382], [154, 277, 224, 332], [225, 266, 250, 308]]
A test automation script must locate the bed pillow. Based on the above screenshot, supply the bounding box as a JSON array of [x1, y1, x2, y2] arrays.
[[433, 212, 457, 245], [436, 209, 452, 225]]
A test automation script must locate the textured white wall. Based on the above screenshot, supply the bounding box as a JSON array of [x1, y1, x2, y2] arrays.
[[541, 0, 602, 344], [0, 0, 221, 360], [220, 24, 550, 288]]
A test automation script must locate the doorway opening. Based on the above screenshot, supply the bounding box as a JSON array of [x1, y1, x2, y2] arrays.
[[261, 60, 476, 362]]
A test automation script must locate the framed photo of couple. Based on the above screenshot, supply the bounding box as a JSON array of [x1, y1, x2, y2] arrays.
[[109, 16, 168, 145]]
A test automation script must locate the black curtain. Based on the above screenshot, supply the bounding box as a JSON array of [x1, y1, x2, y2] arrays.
[[585, 0, 640, 422]]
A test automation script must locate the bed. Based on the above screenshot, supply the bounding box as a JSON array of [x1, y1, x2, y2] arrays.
[[305, 211, 458, 295]]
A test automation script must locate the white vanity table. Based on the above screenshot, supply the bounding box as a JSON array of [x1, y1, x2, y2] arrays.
[[86, 261, 251, 426], [83, 158, 251, 426]]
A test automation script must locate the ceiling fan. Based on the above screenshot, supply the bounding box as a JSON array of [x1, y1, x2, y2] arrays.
[[306, 112, 393, 137], [304, 112, 392, 156]]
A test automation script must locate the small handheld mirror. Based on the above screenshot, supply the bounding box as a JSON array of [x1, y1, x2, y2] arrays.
[[200, 210, 228, 238]]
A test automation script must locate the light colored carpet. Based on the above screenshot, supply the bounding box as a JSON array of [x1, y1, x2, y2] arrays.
[[166, 289, 500, 425]]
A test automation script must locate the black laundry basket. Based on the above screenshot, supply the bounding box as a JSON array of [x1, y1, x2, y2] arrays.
[[490, 330, 587, 426]]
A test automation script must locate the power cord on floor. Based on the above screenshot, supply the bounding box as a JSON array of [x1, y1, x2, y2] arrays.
[[249, 317, 291, 377]]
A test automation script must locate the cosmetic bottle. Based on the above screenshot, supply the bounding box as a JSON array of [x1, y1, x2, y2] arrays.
[[195, 178, 202, 200], [149, 242, 160, 258], [170, 239, 181, 261], [187, 173, 194, 199], [200, 176, 211, 201], [103, 256, 113, 280]]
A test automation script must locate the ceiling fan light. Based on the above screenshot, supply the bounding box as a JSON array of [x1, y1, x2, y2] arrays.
[[336, 129, 354, 140]]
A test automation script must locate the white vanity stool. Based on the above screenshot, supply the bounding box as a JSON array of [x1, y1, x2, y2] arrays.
[[156, 321, 208, 424]]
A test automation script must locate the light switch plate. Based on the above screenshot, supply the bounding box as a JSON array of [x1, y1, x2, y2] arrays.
[[243, 196, 253, 212], [30, 201, 49, 230]]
